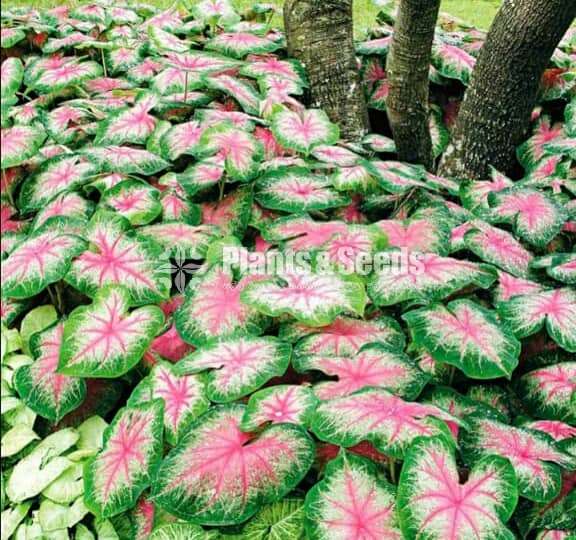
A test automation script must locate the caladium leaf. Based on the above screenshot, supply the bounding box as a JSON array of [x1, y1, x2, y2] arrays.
[[368, 160, 431, 194], [463, 220, 534, 278], [310, 387, 458, 459], [305, 451, 402, 540], [66, 212, 171, 305], [271, 108, 339, 155], [58, 286, 164, 378], [138, 223, 219, 259], [104, 46, 145, 75], [517, 117, 563, 170], [159, 120, 203, 161], [201, 185, 254, 237], [256, 167, 351, 213], [33, 192, 94, 229], [525, 420, 576, 443], [460, 167, 514, 216], [363, 133, 396, 153], [263, 216, 348, 251], [498, 288, 576, 353], [164, 50, 243, 74], [1, 27, 26, 48], [131, 498, 156, 540], [489, 187, 568, 247], [294, 343, 429, 400], [516, 363, 576, 423], [82, 146, 169, 176], [14, 322, 86, 422], [149, 26, 190, 53], [376, 216, 451, 255], [531, 253, 576, 285], [368, 252, 496, 307], [206, 74, 261, 115], [1, 58, 23, 98], [176, 336, 291, 403], [240, 385, 318, 431], [95, 93, 158, 146], [128, 362, 209, 445], [152, 404, 315, 525], [175, 266, 268, 345], [432, 42, 476, 84], [19, 154, 97, 212], [494, 270, 543, 303], [241, 57, 306, 86], [241, 270, 367, 327], [398, 436, 518, 540], [180, 157, 226, 194], [149, 523, 213, 540], [292, 315, 405, 357], [1, 124, 47, 169], [84, 400, 164, 518], [31, 60, 102, 93], [461, 417, 575, 502], [195, 123, 264, 181], [206, 32, 280, 58], [2, 229, 87, 299], [101, 180, 162, 226], [404, 299, 521, 379], [331, 163, 379, 193]]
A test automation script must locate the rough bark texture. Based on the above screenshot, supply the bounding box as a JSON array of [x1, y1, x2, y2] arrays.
[[284, 0, 370, 141], [385, 0, 440, 171], [439, 0, 576, 180]]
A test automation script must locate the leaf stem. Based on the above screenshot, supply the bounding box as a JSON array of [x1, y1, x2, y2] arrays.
[[389, 457, 397, 484]]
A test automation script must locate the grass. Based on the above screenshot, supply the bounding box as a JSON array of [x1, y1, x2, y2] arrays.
[[3, 0, 502, 31]]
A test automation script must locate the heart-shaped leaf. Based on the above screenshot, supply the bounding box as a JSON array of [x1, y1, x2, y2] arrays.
[[368, 253, 496, 307], [152, 405, 315, 525], [271, 108, 339, 155], [240, 385, 318, 431], [1, 124, 47, 169], [432, 41, 476, 84], [205, 32, 280, 59], [14, 322, 86, 422], [84, 400, 164, 518], [398, 436, 518, 539], [241, 270, 367, 327], [461, 417, 575, 502], [82, 146, 169, 176], [1, 58, 23, 98], [176, 336, 291, 403], [58, 286, 164, 378], [305, 451, 402, 540], [128, 362, 209, 445], [310, 387, 458, 459], [2, 229, 87, 299], [101, 180, 162, 226], [516, 363, 576, 423], [294, 343, 429, 400], [175, 266, 268, 345], [498, 288, 576, 352], [404, 299, 521, 379]]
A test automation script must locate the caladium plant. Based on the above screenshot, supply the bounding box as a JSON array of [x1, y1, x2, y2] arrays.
[[1, 2, 575, 538]]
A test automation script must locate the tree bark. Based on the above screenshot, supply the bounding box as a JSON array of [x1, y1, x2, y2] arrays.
[[385, 0, 440, 171], [284, 0, 370, 141], [438, 0, 576, 180]]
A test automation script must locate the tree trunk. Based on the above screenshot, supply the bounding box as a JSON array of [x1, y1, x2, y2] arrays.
[[385, 0, 440, 171], [284, 0, 370, 141], [438, 0, 576, 179]]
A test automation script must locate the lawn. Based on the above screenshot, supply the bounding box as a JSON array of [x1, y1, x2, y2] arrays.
[[3, 0, 503, 31]]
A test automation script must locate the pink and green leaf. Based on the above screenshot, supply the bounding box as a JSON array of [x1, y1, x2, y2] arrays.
[[403, 299, 521, 379], [58, 286, 164, 378], [66, 212, 171, 305], [159, 120, 204, 161], [14, 322, 86, 422], [174, 266, 268, 345], [256, 167, 351, 213], [271, 108, 339, 155], [206, 32, 280, 59], [368, 252, 496, 306], [152, 405, 315, 525], [84, 400, 164, 518], [531, 253, 576, 285], [101, 180, 162, 226], [398, 436, 518, 539], [82, 146, 169, 176], [1, 58, 24, 98], [240, 385, 318, 431], [498, 288, 576, 352], [1, 124, 47, 169], [305, 451, 402, 540], [461, 417, 575, 502], [293, 343, 429, 400], [241, 270, 367, 327], [138, 222, 220, 259], [206, 74, 262, 115], [432, 42, 476, 84], [176, 335, 291, 403], [2, 229, 87, 299], [310, 387, 458, 459], [128, 362, 209, 445]]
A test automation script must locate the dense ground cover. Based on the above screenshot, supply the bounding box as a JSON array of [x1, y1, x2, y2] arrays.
[[1, 1, 575, 539]]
